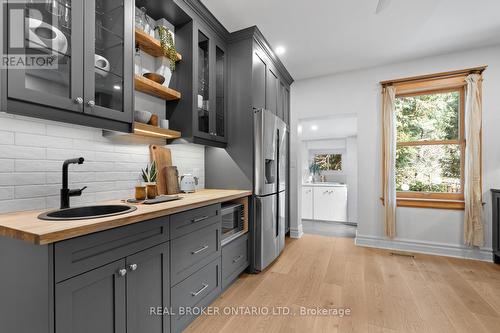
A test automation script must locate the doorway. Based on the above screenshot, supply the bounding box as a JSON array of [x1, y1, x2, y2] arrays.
[[298, 114, 358, 238]]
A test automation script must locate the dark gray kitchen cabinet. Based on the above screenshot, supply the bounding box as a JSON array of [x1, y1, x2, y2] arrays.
[[56, 242, 171, 333], [2, 0, 133, 132], [126, 243, 171, 333], [55, 259, 127, 333], [167, 16, 228, 147], [252, 49, 267, 109], [266, 66, 279, 116]]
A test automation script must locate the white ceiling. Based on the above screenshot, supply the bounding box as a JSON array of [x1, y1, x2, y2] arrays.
[[299, 115, 357, 140], [201, 0, 500, 80]]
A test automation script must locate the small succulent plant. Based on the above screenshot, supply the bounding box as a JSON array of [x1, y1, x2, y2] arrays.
[[155, 26, 177, 71], [141, 161, 157, 183]]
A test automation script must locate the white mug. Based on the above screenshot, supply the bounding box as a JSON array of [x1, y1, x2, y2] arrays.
[[95, 54, 110, 77], [160, 119, 169, 129]]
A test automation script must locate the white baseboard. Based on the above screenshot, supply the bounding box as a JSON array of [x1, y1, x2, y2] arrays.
[[289, 224, 304, 239], [355, 234, 493, 262]]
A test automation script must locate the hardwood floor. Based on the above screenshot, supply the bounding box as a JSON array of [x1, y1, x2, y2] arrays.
[[185, 234, 500, 333]]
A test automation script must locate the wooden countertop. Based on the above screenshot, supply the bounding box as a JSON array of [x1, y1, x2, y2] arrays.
[[0, 189, 251, 245]]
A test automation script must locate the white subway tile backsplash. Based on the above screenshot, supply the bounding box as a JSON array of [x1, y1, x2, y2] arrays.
[[15, 184, 60, 199], [15, 133, 73, 149], [0, 187, 14, 200], [0, 198, 46, 214], [0, 173, 46, 186], [15, 160, 62, 172], [0, 160, 15, 172], [0, 114, 45, 135], [46, 124, 95, 140], [0, 145, 45, 159], [0, 115, 205, 213], [0, 131, 15, 145]]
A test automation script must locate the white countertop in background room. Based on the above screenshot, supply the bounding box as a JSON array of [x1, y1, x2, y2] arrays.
[[302, 183, 347, 187]]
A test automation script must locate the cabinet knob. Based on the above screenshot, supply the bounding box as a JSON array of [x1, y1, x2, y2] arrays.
[[87, 100, 95, 107], [74, 97, 83, 105], [129, 264, 138, 271], [118, 268, 127, 277]]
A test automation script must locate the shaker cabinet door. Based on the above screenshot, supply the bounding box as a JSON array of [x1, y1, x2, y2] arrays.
[[252, 49, 267, 110], [266, 67, 279, 115], [126, 242, 170, 333], [83, 0, 133, 122], [7, 0, 85, 112], [302, 187, 313, 220], [55, 259, 127, 333]]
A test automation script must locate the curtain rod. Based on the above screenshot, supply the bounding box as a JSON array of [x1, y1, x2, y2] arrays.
[[380, 66, 487, 87]]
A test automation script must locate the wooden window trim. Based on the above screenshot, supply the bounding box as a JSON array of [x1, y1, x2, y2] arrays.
[[381, 67, 485, 210]]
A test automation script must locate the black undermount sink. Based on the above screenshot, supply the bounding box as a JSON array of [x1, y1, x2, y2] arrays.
[[38, 205, 137, 221]]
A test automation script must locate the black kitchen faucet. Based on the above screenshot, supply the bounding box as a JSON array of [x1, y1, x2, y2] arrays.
[[61, 157, 87, 209]]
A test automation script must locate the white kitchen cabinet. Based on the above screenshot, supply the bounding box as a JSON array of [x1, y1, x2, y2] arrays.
[[312, 186, 347, 222], [301, 186, 313, 219]]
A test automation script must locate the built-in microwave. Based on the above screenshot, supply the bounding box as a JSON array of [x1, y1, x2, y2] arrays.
[[221, 203, 244, 245]]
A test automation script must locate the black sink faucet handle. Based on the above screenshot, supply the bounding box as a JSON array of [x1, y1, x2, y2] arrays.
[[61, 158, 86, 209]]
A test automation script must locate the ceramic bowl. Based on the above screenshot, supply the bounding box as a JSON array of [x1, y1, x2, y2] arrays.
[[143, 73, 165, 85], [134, 110, 152, 124]]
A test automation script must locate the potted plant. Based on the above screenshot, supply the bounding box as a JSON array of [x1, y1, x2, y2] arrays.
[[141, 161, 158, 199], [309, 162, 321, 183], [154, 26, 177, 87]]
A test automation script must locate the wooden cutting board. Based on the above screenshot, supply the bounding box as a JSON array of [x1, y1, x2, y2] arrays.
[[149, 145, 172, 195], [165, 166, 181, 195]]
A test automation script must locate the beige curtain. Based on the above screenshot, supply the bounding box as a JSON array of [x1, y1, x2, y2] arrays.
[[464, 74, 484, 247], [383, 86, 397, 238]]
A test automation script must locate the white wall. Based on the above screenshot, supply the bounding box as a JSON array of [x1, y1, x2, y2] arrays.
[[0, 112, 205, 214], [291, 45, 500, 260]]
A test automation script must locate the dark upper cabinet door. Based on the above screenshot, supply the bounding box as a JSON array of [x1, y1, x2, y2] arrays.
[[213, 43, 227, 143], [252, 49, 266, 110], [126, 242, 170, 333], [82, 0, 133, 122], [194, 27, 213, 141], [266, 67, 278, 115], [277, 81, 285, 121], [55, 259, 127, 333], [7, 0, 84, 112], [284, 85, 290, 125]]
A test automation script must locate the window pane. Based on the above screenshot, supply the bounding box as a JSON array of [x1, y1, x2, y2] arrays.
[[396, 145, 461, 193], [314, 154, 342, 171], [395, 91, 460, 142]]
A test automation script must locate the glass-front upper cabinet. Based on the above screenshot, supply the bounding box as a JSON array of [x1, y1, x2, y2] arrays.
[[83, 0, 132, 122], [195, 27, 227, 143], [197, 30, 210, 137], [4, 0, 133, 128], [214, 45, 226, 140], [7, 0, 84, 112]]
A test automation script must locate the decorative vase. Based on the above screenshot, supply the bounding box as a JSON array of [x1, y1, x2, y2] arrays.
[[155, 57, 172, 87], [135, 185, 146, 201], [146, 183, 157, 199]]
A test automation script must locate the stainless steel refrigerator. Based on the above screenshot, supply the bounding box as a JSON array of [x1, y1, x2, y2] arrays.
[[253, 109, 287, 271]]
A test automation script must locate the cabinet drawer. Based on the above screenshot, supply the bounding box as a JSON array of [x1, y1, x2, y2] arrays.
[[222, 233, 249, 289], [170, 204, 221, 239], [170, 222, 221, 286], [171, 258, 221, 333], [54, 217, 169, 282]]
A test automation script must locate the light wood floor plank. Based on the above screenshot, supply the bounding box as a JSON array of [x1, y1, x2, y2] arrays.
[[186, 234, 500, 333]]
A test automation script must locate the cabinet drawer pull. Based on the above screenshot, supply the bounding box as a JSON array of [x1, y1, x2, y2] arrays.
[[233, 255, 244, 263], [192, 215, 209, 223], [191, 283, 209, 297], [191, 245, 209, 254]]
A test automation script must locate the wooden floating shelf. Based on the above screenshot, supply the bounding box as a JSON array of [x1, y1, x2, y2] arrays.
[[135, 28, 182, 60], [133, 122, 181, 139], [135, 74, 181, 101]]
